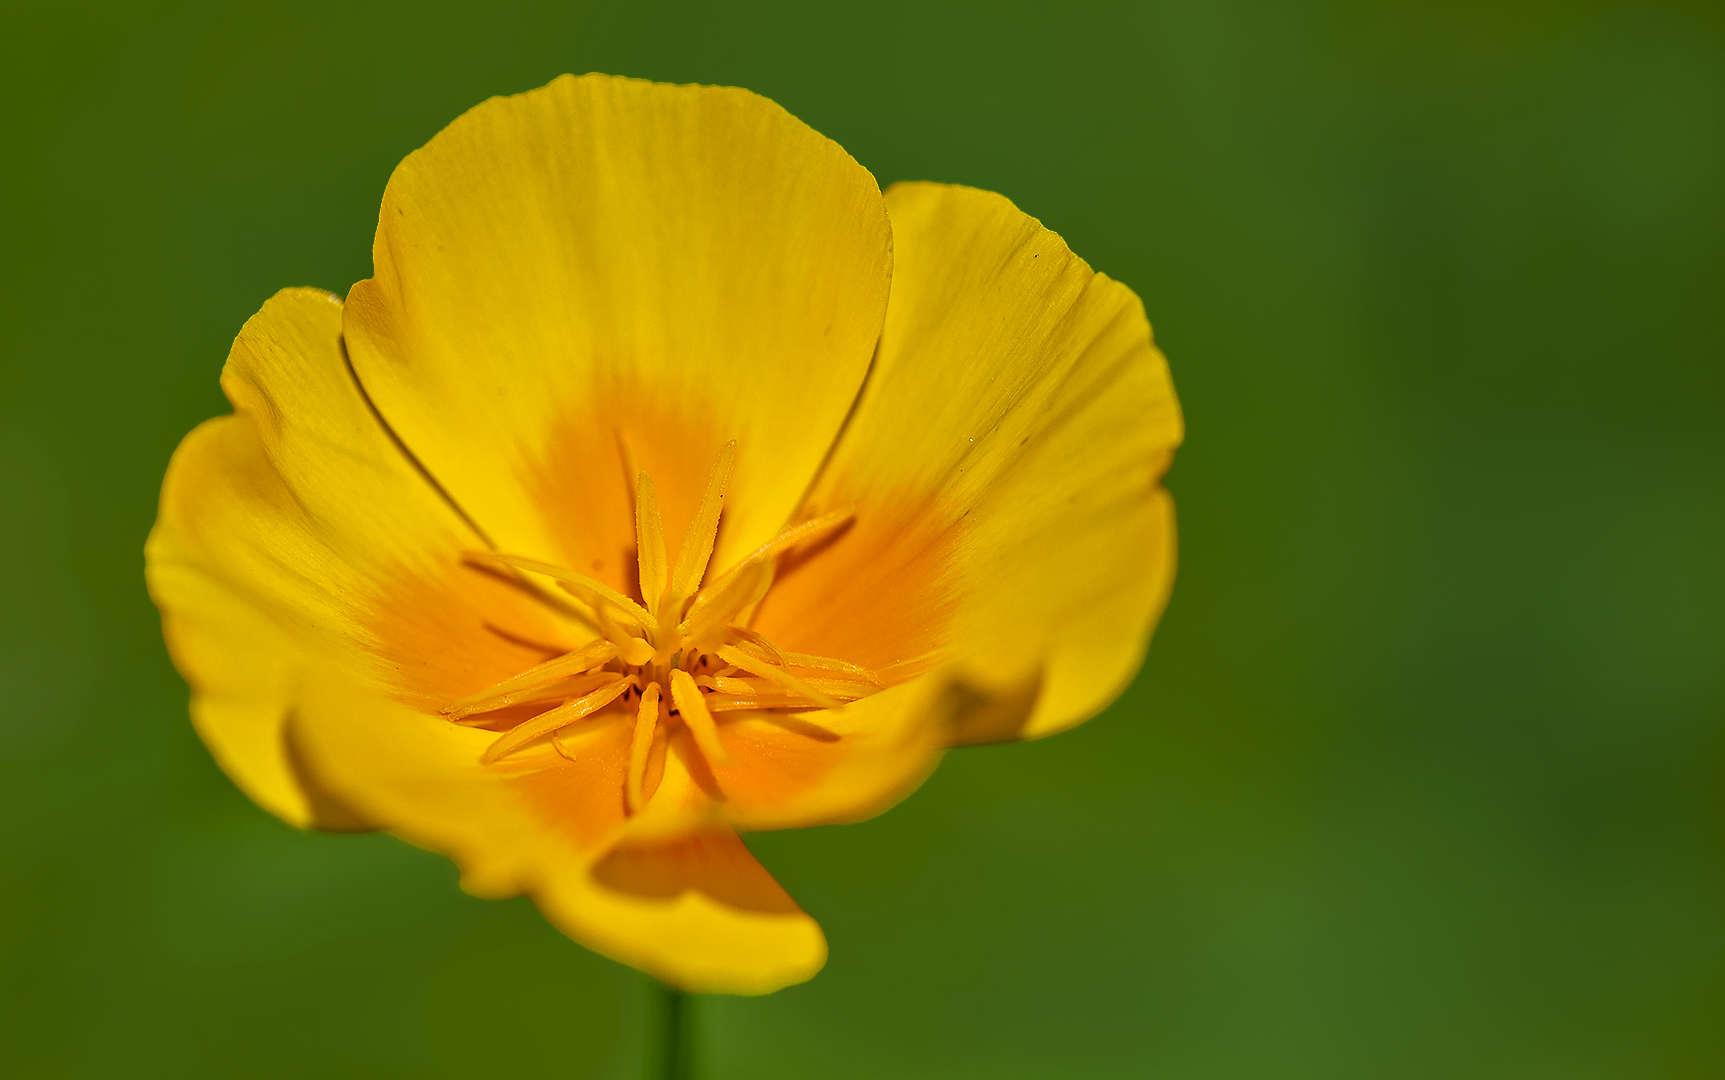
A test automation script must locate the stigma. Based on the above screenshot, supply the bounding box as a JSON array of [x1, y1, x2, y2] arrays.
[[441, 441, 879, 813]]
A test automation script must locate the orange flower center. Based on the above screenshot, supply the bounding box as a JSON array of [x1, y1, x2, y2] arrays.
[[440, 441, 880, 813]]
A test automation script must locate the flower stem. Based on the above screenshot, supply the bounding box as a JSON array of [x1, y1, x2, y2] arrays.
[[647, 979, 691, 1080]]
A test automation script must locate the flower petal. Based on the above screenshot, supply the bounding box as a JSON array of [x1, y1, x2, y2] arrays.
[[344, 74, 894, 591], [770, 182, 1182, 744], [148, 488, 328, 827], [287, 671, 828, 994], [145, 287, 574, 824]]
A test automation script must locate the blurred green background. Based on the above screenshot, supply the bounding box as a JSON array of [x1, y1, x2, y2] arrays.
[[4, 0, 1723, 1076]]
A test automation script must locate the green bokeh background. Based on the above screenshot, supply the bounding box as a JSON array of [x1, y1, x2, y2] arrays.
[[4, 1, 1723, 1076]]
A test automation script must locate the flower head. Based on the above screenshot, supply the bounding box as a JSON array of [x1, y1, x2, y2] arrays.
[[146, 74, 1182, 994]]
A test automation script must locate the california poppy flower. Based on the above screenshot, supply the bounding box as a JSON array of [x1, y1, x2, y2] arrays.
[[146, 74, 1182, 994]]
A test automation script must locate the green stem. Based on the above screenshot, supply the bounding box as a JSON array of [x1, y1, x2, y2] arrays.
[[648, 980, 691, 1080]]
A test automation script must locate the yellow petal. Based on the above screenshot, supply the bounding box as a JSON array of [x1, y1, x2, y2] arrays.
[[766, 182, 1182, 744], [147, 494, 327, 828], [145, 287, 578, 825], [344, 74, 893, 596], [288, 671, 827, 994]]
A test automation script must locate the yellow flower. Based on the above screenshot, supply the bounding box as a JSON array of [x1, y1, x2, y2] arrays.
[[145, 74, 1182, 994]]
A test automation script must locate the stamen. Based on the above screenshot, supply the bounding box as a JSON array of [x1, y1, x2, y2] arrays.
[[619, 637, 655, 666], [551, 728, 581, 761], [701, 675, 871, 702], [626, 682, 661, 812], [669, 668, 730, 764], [447, 442, 886, 798], [783, 651, 882, 687], [680, 560, 774, 643], [711, 506, 854, 589], [799, 677, 875, 700], [715, 645, 842, 708], [634, 471, 668, 612], [443, 639, 620, 718], [449, 670, 628, 723], [453, 714, 516, 727], [706, 695, 825, 712], [589, 601, 635, 652], [479, 551, 657, 633], [672, 440, 737, 597], [616, 430, 642, 499], [681, 507, 853, 632], [480, 676, 631, 765], [724, 624, 786, 667]]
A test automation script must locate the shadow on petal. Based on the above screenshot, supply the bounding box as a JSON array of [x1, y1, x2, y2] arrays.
[[591, 828, 800, 915], [941, 668, 1045, 748]]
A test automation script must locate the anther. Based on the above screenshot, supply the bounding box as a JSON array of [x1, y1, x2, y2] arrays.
[[715, 644, 841, 708], [619, 637, 654, 666], [626, 682, 661, 812], [670, 669, 730, 764], [481, 675, 632, 765]]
